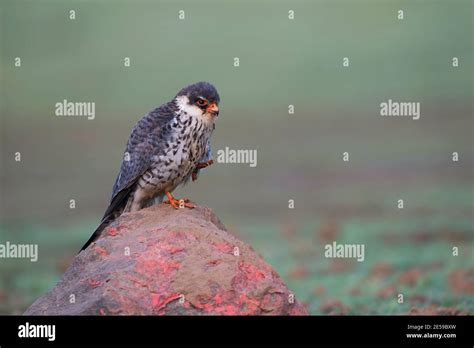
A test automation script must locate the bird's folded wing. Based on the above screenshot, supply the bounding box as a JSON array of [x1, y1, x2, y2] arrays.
[[104, 103, 177, 219]]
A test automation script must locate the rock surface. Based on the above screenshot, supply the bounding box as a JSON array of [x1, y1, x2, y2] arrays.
[[25, 204, 308, 315]]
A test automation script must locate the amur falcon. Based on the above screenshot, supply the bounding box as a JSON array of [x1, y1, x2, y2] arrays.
[[80, 82, 220, 251]]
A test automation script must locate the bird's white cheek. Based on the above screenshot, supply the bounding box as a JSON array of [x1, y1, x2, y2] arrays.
[[183, 104, 203, 118], [175, 96, 215, 126], [181, 103, 215, 126], [175, 96, 202, 117]]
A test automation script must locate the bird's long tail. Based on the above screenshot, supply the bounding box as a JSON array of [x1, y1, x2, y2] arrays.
[[79, 215, 115, 252], [79, 186, 135, 253]]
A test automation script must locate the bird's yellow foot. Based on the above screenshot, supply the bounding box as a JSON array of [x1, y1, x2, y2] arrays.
[[164, 192, 195, 209]]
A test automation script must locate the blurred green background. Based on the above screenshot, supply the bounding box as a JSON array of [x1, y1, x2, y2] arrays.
[[1, 0, 473, 314]]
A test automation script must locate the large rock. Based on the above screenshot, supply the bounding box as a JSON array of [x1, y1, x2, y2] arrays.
[[25, 204, 308, 315]]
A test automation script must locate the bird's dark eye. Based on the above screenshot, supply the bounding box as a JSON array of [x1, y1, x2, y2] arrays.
[[196, 98, 208, 107]]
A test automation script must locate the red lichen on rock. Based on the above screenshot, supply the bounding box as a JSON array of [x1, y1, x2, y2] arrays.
[[212, 241, 233, 254], [238, 261, 266, 281], [94, 246, 109, 257], [25, 205, 308, 316], [137, 258, 181, 275], [82, 278, 102, 289], [206, 259, 222, 268], [151, 293, 181, 311], [107, 227, 119, 237]]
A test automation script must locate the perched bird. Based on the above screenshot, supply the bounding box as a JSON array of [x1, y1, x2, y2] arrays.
[[80, 82, 220, 251]]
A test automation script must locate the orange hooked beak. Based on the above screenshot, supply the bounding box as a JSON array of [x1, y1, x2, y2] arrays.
[[206, 102, 219, 117]]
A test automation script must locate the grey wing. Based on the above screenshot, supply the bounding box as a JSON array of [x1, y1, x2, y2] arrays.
[[104, 103, 177, 219], [81, 136, 156, 250], [80, 102, 177, 250], [111, 102, 177, 199], [110, 141, 152, 201]]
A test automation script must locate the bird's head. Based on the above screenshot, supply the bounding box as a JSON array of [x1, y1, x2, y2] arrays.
[[175, 82, 220, 122]]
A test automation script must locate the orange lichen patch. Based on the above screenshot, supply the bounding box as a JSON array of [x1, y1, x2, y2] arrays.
[[261, 292, 285, 313], [191, 300, 217, 313], [190, 290, 262, 315], [167, 246, 185, 254], [137, 258, 181, 276], [214, 304, 239, 315], [151, 293, 181, 312], [128, 276, 149, 288], [238, 261, 266, 281], [82, 278, 102, 289], [107, 227, 119, 236], [94, 246, 109, 257], [206, 259, 222, 268], [240, 292, 260, 312], [25, 204, 308, 316], [168, 230, 192, 240], [449, 269, 474, 295], [211, 241, 233, 254], [158, 259, 181, 274], [159, 242, 185, 255], [213, 292, 223, 305]]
